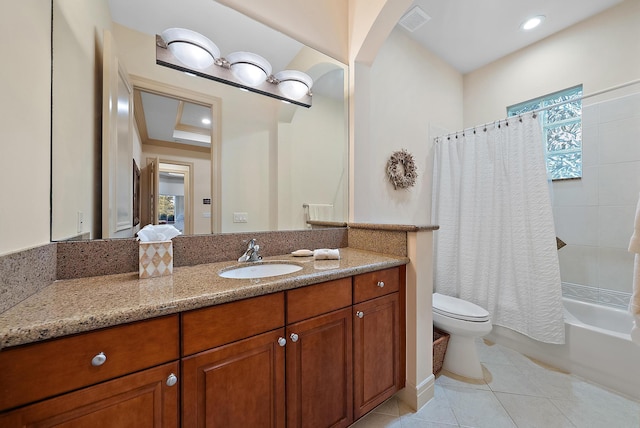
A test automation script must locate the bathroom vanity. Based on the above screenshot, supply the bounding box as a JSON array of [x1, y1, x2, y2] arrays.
[[0, 249, 407, 427]]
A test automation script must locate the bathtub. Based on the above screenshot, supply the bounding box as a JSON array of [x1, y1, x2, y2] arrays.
[[487, 298, 640, 401]]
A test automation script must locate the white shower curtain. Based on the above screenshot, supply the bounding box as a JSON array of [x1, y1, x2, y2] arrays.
[[432, 117, 565, 344]]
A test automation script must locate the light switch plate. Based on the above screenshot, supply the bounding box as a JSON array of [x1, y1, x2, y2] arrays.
[[233, 212, 248, 223]]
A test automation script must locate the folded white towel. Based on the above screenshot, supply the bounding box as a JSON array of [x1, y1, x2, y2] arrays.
[[313, 248, 340, 260], [307, 204, 333, 222], [630, 192, 640, 253]]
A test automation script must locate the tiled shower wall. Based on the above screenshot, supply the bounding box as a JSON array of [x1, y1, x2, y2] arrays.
[[553, 90, 640, 308]]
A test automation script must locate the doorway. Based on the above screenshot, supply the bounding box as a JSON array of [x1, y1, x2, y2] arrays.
[[158, 162, 191, 234]]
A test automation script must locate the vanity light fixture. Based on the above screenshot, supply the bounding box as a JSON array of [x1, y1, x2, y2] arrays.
[[275, 70, 313, 100], [521, 15, 545, 31], [161, 28, 220, 69], [225, 51, 272, 87], [156, 28, 312, 107]]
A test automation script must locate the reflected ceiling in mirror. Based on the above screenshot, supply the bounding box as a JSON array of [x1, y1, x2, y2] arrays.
[[135, 90, 213, 151]]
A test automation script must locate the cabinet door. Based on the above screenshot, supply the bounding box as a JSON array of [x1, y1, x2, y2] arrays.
[[0, 361, 179, 427], [353, 293, 401, 419], [182, 328, 286, 428], [286, 307, 353, 428]]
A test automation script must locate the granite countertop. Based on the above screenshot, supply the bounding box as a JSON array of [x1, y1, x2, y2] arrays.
[[0, 248, 408, 350]]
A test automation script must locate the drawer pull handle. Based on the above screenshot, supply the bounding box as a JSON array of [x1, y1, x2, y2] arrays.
[[166, 373, 178, 387], [356, 311, 364, 319], [377, 281, 385, 288], [290, 333, 299, 342], [278, 337, 287, 347], [91, 352, 107, 367]]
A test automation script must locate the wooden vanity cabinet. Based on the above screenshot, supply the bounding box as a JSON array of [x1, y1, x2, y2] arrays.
[[0, 361, 180, 427], [181, 292, 286, 428], [353, 267, 405, 419], [0, 315, 180, 426], [0, 265, 405, 427], [285, 278, 353, 428]]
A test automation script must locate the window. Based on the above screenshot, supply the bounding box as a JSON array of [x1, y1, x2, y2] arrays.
[[507, 85, 583, 180]]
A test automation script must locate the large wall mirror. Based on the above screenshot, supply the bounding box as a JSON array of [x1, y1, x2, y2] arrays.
[[51, 0, 348, 241]]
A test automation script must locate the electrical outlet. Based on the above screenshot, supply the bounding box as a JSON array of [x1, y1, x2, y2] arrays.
[[233, 212, 248, 223], [203, 212, 211, 218]]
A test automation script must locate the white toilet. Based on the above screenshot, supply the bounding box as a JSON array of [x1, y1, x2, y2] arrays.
[[432, 293, 492, 379]]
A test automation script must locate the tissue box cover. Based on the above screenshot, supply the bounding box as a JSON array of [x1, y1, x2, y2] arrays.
[[139, 241, 173, 278]]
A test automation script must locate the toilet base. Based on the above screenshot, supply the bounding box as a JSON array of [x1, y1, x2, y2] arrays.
[[442, 335, 484, 379]]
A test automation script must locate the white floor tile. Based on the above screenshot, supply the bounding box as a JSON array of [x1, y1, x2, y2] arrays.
[[407, 385, 459, 426], [550, 380, 640, 428], [441, 385, 517, 428], [495, 392, 575, 428], [483, 361, 545, 396], [352, 341, 640, 428], [435, 370, 491, 391]]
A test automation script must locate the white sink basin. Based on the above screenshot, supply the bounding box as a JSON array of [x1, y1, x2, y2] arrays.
[[219, 263, 302, 279]]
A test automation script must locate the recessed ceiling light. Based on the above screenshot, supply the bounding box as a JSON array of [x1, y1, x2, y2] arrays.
[[201, 118, 211, 125], [521, 15, 545, 31]]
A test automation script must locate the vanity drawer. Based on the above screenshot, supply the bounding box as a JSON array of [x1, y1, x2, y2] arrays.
[[0, 314, 179, 412], [286, 277, 352, 323], [181, 292, 285, 356], [353, 267, 400, 303]]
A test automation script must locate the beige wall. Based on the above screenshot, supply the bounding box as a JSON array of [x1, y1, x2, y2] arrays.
[[353, 28, 463, 224], [0, 1, 51, 255], [463, 0, 640, 127]]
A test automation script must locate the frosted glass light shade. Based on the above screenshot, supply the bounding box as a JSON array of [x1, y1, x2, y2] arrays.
[[275, 70, 313, 100], [161, 28, 220, 69], [226, 52, 272, 87]]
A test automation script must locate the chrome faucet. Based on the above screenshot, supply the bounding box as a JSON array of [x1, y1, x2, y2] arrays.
[[238, 239, 262, 262]]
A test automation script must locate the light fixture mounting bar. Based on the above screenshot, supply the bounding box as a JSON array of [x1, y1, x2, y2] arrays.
[[155, 35, 311, 108]]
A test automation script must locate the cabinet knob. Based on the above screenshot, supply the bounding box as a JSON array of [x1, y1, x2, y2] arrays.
[[91, 352, 107, 367], [166, 373, 178, 387], [290, 333, 299, 342], [278, 337, 287, 347], [377, 281, 385, 288], [356, 311, 364, 319]]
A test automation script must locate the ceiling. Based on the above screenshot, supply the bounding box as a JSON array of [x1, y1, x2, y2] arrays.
[[110, 0, 625, 75], [398, 0, 625, 74], [111, 0, 625, 146]]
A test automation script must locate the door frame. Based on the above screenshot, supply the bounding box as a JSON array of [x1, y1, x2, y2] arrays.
[[129, 75, 222, 234]]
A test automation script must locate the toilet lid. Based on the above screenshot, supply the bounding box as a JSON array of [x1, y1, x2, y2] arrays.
[[433, 293, 490, 322]]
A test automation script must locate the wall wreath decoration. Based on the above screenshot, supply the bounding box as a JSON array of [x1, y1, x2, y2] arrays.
[[386, 149, 418, 189]]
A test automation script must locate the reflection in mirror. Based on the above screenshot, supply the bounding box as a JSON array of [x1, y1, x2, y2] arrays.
[[158, 167, 187, 234], [51, 0, 348, 241]]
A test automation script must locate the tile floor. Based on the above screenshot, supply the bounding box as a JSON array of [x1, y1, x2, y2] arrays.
[[351, 339, 640, 428]]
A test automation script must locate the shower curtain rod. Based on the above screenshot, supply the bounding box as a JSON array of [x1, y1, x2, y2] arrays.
[[435, 77, 640, 142]]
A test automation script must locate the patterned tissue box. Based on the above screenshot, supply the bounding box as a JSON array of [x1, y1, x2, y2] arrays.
[[139, 241, 173, 278]]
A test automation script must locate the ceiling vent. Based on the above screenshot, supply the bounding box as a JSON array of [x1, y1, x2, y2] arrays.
[[399, 6, 431, 32]]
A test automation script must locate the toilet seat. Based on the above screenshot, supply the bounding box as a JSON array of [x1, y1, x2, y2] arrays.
[[433, 293, 490, 322]]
